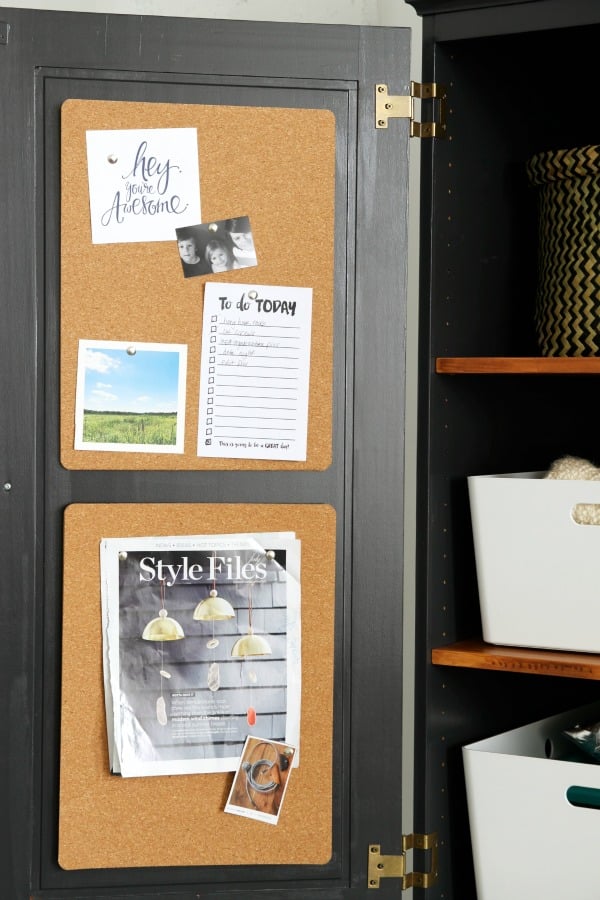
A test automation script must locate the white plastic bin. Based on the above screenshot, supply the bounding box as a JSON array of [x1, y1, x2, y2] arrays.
[[468, 471, 600, 652], [463, 701, 600, 900]]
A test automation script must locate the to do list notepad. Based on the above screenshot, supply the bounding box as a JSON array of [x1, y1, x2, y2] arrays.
[[197, 282, 313, 461]]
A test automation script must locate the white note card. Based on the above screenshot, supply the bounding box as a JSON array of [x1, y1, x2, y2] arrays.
[[85, 127, 201, 244], [198, 282, 313, 461]]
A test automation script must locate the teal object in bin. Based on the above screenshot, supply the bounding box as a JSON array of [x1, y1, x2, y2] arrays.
[[566, 785, 600, 809]]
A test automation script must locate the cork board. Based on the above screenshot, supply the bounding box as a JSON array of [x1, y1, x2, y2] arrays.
[[59, 502, 336, 870], [60, 99, 335, 470]]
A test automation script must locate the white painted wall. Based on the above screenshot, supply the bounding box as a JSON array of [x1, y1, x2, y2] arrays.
[[0, 0, 419, 28], [1, 0, 422, 868]]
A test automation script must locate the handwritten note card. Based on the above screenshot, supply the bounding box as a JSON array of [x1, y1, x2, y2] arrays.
[[86, 128, 201, 243], [198, 283, 313, 461]]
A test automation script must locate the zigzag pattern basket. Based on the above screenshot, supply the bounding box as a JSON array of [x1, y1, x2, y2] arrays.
[[527, 144, 600, 356]]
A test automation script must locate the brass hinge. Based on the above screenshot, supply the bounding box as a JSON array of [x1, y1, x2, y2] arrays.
[[375, 82, 446, 137], [368, 832, 439, 890]]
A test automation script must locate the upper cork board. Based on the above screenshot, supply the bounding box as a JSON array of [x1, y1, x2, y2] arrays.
[[60, 99, 335, 470]]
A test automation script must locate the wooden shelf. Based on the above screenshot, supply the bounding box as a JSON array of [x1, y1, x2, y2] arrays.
[[432, 639, 600, 680], [436, 357, 600, 375]]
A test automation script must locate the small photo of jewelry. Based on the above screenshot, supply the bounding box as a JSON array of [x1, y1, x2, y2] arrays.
[[225, 736, 296, 825]]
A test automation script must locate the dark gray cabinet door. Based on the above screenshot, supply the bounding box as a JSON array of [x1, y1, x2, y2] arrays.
[[0, 9, 411, 898]]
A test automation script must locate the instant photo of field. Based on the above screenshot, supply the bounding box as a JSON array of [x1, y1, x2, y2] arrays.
[[74, 339, 187, 453]]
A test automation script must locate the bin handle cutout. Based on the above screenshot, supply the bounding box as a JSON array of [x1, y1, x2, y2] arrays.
[[571, 504, 600, 526], [566, 785, 600, 809]]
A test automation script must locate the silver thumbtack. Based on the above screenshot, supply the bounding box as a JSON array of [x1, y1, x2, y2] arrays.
[[127, 346, 136, 356], [107, 153, 118, 164], [208, 223, 218, 232], [249, 290, 258, 299]]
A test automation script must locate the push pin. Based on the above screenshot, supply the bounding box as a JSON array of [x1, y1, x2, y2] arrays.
[[208, 223, 218, 232], [126, 346, 136, 356], [107, 153, 118, 164], [249, 290, 258, 299]]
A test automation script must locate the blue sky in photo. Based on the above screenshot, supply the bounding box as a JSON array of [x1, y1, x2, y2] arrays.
[[82, 346, 181, 413]]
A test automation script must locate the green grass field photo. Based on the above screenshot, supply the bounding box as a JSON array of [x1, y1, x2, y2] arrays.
[[82, 410, 178, 446]]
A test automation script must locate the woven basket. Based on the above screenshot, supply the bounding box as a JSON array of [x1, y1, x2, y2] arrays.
[[526, 144, 600, 356]]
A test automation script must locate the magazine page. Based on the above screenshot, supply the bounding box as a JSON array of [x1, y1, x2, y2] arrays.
[[100, 532, 300, 778]]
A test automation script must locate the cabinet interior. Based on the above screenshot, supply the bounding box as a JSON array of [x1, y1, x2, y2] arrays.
[[416, 18, 600, 897]]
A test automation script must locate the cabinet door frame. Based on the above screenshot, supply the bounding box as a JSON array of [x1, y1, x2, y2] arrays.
[[0, 9, 413, 898]]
